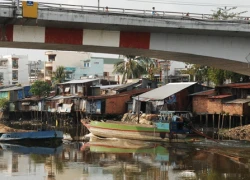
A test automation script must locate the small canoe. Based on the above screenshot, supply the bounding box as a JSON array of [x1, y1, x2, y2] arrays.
[[0, 130, 63, 146]]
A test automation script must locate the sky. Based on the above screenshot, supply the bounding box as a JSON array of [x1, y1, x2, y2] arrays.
[[1, 0, 250, 60]]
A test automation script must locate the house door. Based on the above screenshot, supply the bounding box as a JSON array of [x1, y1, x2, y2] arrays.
[[140, 102, 146, 113]]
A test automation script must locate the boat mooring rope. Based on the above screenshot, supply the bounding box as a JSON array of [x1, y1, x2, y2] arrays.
[[190, 125, 220, 143]]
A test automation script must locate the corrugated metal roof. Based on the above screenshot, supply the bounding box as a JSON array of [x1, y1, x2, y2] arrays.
[[217, 83, 250, 88], [112, 82, 140, 91], [59, 79, 99, 85], [208, 95, 232, 99], [225, 99, 250, 104], [88, 88, 150, 100], [91, 85, 121, 89], [0, 86, 23, 92], [47, 95, 78, 100], [190, 89, 215, 96], [233, 85, 250, 89], [134, 82, 197, 101]]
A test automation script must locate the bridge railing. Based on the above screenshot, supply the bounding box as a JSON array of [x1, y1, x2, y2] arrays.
[[1, 0, 250, 22], [36, 2, 250, 22]]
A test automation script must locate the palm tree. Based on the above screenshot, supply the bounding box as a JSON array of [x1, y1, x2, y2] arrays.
[[113, 55, 157, 84], [52, 66, 66, 86]]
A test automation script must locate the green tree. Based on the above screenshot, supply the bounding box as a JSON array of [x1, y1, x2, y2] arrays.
[[212, 6, 247, 20], [113, 55, 148, 83], [30, 80, 51, 98], [52, 66, 65, 85], [0, 98, 9, 111]]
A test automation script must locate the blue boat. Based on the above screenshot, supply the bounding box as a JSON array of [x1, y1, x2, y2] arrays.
[[0, 130, 63, 146]]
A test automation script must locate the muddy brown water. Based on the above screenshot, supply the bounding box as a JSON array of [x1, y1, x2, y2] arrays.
[[1, 122, 250, 179]]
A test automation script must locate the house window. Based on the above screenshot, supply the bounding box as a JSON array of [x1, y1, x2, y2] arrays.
[[48, 55, 56, 62], [12, 70, 18, 81], [84, 62, 90, 67], [12, 58, 18, 69]]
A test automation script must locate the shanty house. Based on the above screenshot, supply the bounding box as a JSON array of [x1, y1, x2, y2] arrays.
[[132, 82, 211, 114]]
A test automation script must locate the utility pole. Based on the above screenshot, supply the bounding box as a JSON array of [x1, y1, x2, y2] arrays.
[[98, 0, 100, 11]]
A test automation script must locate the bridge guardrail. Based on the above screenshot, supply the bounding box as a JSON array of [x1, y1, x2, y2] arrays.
[[0, 0, 249, 22]]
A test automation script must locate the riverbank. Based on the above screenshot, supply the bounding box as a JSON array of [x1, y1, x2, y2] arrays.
[[0, 123, 29, 133], [220, 124, 250, 141]]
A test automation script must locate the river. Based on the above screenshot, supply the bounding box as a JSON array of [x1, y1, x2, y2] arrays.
[[1, 122, 250, 179], [1, 138, 250, 179]]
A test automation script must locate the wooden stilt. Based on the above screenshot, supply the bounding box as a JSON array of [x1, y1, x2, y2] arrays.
[[212, 114, 215, 129], [200, 115, 202, 125], [229, 115, 231, 129], [240, 116, 243, 126], [221, 114, 224, 129], [218, 114, 221, 130], [206, 114, 208, 127], [245, 116, 248, 125]]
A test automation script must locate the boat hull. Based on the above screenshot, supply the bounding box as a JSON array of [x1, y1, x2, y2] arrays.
[[0, 131, 63, 146], [82, 120, 199, 143]]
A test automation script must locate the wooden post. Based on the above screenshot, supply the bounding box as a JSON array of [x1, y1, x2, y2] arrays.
[[212, 114, 215, 129], [245, 116, 248, 125], [200, 115, 202, 125], [206, 114, 208, 127], [229, 115, 231, 129], [221, 114, 224, 129], [240, 116, 243, 126], [218, 114, 221, 130]]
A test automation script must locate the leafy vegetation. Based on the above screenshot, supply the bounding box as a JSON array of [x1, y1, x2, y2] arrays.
[[0, 98, 9, 111], [113, 55, 158, 83], [52, 66, 66, 86], [212, 6, 247, 20], [30, 80, 51, 97]]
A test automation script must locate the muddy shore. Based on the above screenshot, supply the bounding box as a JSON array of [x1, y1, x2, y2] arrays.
[[220, 124, 250, 141], [0, 123, 29, 133]]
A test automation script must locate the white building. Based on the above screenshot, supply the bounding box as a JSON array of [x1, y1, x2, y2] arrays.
[[44, 51, 91, 82], [0, 55, 30, 86]]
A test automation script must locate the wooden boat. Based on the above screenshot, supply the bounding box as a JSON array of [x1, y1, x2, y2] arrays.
[[82, 112, 202, 143], [0, 130, 63, 146]]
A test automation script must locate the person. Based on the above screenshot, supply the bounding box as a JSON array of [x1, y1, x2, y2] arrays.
[[152, 7, 156, 15], [105, 6, 109, 12]]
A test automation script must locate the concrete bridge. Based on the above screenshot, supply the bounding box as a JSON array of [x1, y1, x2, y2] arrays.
[[1, 1, 250, 75]]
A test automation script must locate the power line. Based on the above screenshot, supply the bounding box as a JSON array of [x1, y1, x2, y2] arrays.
[[126, 0, 250, 8]]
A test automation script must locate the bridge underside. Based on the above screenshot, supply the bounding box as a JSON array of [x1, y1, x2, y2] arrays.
[[0, 41, 249, 76]]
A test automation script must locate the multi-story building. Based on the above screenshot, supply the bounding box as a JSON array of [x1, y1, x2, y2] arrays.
[[0, 55, 30, 86], [157, 60, 190, 84], [44, 51, 91, 82], [44, 51, 123, 83], [28, 60, 45, 84]]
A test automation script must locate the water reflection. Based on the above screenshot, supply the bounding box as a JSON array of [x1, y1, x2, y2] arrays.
[[0, 139, 250, 179]]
